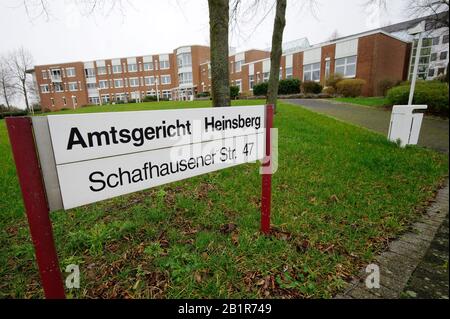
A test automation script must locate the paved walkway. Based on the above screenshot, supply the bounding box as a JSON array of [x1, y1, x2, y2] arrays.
[[286, 99, 449, 153]]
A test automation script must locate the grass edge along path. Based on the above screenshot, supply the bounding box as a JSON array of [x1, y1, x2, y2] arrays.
[[332, 97, 390, 108], [0, 100, 448, 298]]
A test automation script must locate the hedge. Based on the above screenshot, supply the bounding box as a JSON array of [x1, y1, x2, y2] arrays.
[[252, 78, 301, 96], [302, 81, 323, 94], [386, 81, 449, 116], [278, 78, 301, 95], [0, 110, 28, 120], [336, 79, 366, 97], [230, 85, 240, 99], [253, 82, 268, 96]]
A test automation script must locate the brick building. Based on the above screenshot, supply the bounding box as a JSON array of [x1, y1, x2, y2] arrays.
[[34, 15, 447, 111]]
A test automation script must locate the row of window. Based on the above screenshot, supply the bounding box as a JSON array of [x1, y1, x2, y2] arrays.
[[42, 61, 171, 81], [40, 82, 79, 93], [41, 75, 171, 93], [88, 90, 172, 104], [84, 61, 170, 78], [42, 68, 76, 80]]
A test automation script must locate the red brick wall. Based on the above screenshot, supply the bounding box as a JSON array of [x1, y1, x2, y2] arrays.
[[357, 33, 409, 96], [35, 62, 88, 111]]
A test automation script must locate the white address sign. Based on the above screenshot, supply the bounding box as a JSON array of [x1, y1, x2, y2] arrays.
[[33, 106, 267, 211]]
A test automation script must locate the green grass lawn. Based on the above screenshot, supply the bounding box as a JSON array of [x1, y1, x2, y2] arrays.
[[332, 97, 390, 107], [0, 100, 448, 298]]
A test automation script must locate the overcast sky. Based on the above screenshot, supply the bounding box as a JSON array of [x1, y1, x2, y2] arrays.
[[0, 0, 412, 66]]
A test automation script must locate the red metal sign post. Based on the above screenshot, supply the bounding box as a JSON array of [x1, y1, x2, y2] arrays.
[[261, 104, 274, 234], [6, 117, 65, 299]]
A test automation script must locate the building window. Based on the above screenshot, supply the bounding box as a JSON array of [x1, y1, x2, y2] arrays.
[[144, 76, 155, 86], [177, 53, 192, 68], [115, 93, 127, 101], [129, 77, 139, 87], [87, 83, 97, 90], [440, 51, 448, 60], [303, 62, 321, 82], [143, 62, 153, 71], [112, 65, 122, 74], [98, 80, 109, 89], [160, 75, 171, 85], [263, 72, 269, 82], [178, 72, 192, 84], [68, 82, 78, 91], [63, 97, 67, 106], [286, 67, 293, 79], [235, 60, 243, 73], [51, 69, 62, 81], [432, 37, 440, 45], [335, 55, 357, 78], [51, 98, 55, 106], [160, 60, 170, 69], [101, 94, 110, 103], [324, 60, 331, 79], [430, 53, 437, 62], [54, 83, 64, 92], [41, 70, 48, 79], [249, 75, 254, 90], [162, 90, 172, 100], [97, 66, 107, 75], [437, 67, 446, 75], [428, 68, 435, 78], [40, 84, 49, 93], [128, 64, 138, 72], [409, 38, 433, 80], [66, 67, 76, 77], [85, 68, 95, 78], [443, 34, 449, 44], [89, 97, 100, 105], [114, 79, 123, 88], [235, 79, 242, 93]]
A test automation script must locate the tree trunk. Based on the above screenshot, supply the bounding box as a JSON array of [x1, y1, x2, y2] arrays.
[[2, 81, 10, 109], [208, 0, 230, 107], [22, 79, 30, 113], [266, 0, 287, 113]]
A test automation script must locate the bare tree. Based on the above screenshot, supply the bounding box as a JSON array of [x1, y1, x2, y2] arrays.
[[328, 29, 340, 41], [8, 47, 34, 113], [21, 0, 131, 21], [208, 0, 231, 107], [266, 0, 287, 111], [0, 57, 15, 110], [407, 0, 449, 29]]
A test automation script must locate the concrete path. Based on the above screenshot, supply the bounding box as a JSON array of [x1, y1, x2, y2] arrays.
[[285, 99, 449, 153]]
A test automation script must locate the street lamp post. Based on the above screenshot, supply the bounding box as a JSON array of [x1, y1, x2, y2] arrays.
[[408, 21, 426, 106], [155, 77, 160, 102], [97, 88, 102, 106]]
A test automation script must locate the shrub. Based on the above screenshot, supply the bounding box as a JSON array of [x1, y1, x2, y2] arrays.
[[322, 86, 336, 95], [230, 85, 240, 99], [336, 79, 366, 97], [128, 99, 137, 104], [302, 81, 323, 94], [143, 95, 158, 102], [0, 110, 29, 119], [386, 82, 449, 116], [278, 78, 301, 95], [378, 79, 398, 96], [196, 92, 210, 98], [253, 82, 268, 96], [325, 73, 344, 91], [116, 100, 125, 104]]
